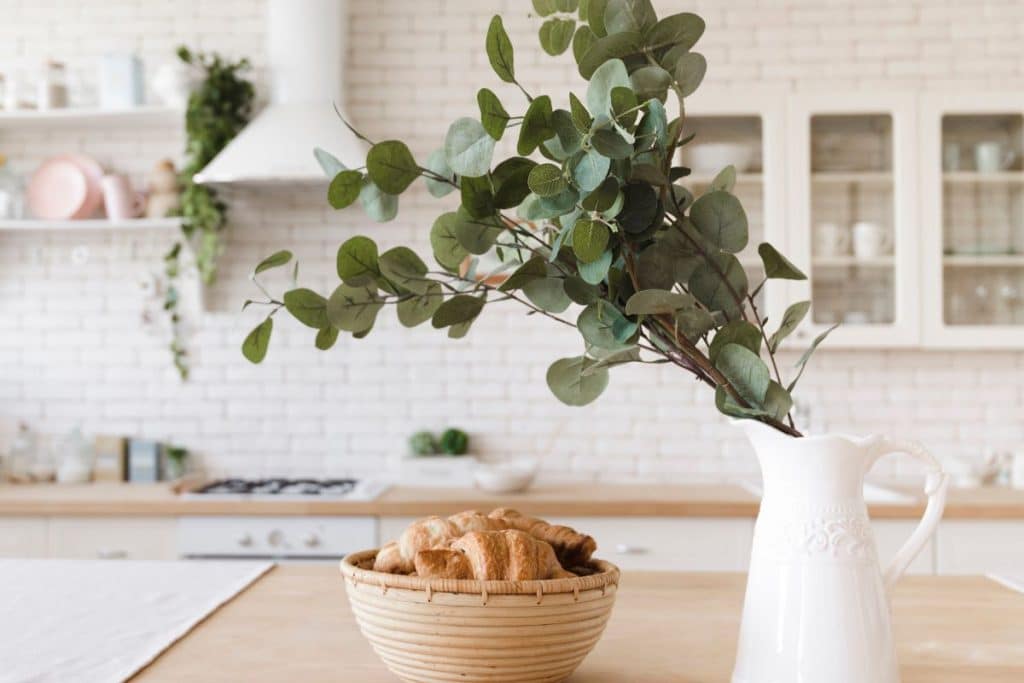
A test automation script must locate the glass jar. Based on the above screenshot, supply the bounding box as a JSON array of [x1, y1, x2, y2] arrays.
[[8, 422, 36, 483], [56, 427, 94, 483], [0, 154, 25, 219], [37, 60, 68, 110]]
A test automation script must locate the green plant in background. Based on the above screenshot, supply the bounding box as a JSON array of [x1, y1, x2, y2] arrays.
[[409, 430, 440, 456], [439, 428, 470, 456], [243, 1, 836, 438], [165, 46, 255, 379]]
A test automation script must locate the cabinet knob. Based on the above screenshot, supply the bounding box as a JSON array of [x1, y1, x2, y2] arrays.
[[267, 530, 285, 547], [97, 548, 128, 559], [614, 544, 648, 555], [237, 533, 254, 548], [302, 533, 321, 548]]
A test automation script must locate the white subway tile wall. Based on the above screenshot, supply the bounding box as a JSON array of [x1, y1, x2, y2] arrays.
[[1, 0, 1023, 479]]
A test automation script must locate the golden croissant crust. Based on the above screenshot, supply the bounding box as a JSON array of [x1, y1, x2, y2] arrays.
[[414, 530, 574, 581]]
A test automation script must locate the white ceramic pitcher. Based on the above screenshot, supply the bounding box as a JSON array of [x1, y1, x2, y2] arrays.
[[732, 421, 950, 683]]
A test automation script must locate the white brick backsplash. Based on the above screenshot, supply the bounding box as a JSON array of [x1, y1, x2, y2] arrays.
[[1, 0, 1023, 478]]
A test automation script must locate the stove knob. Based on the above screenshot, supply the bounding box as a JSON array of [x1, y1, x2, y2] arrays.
[[237, 533, 253, 548], [267, 529, 285, 547], [303, 532, 321, 549]]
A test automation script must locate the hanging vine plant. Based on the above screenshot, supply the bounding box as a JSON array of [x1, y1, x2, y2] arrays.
[[165, 46, 255, 379]]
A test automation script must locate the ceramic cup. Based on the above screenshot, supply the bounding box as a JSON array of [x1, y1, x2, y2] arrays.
[[943, 142, 961, 171], [852, 221, 891, 259], [974, 141, 1017, 173], [814, 222, 849, 257], [101, 174, 145, 220]]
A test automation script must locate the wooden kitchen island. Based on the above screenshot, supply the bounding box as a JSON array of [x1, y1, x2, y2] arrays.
[[133, 566, 1024, 682]]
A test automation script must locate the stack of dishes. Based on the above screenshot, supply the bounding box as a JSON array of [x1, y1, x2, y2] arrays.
[[26, 154, 104, 220]]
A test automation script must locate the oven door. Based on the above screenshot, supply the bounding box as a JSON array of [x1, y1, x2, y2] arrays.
[[178, 516, 378, 563]]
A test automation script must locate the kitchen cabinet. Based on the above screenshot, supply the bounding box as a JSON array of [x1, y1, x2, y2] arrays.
[[0, 518, 48, 557], [48, 517, 178, 560], [873, 519, 935, 576], [936, 520, 1024, 575]]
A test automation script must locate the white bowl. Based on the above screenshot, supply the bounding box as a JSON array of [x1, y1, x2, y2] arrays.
[[686, 142, 756, 173], [472, 458, 538, 493]]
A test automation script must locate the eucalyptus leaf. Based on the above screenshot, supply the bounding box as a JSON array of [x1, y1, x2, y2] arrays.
[[430, 212, 470, 271], [577, 249, 613, 284], [572, 25, 597, 65], [578, 301, 636, 350], [424, 149, 457, 198], [518, 96, 555, 156], [710, 165, 736, 192], [460, 175, 495, 219], [688, 251, 748, 319], [328, 171, 363, 209], [564, 275, 601, 304], [254, 250, 292, 275], [326, 283, 384, 333], [532, 0, 559, 16], [315, 326, 339, 351], [336, 236, 379, 285], [540, 18, 576, 55], [591, 128, 633, 159], [616, 182, 659, 235], [359, 178, 399, 223], [689, 191, 749, 253], [486, 16, 515, 83], [762, 381, 794, 421], [314, 147, 346, 178], [625, 289, 695, 315], [523, 269, 571, 313], [551, 109, 583, 157], [715, 385, 767, 420], [587, 58, 630, 117], [284, 288, 329, 329], [758, 243, 808, 281], [432, 294, 485, 328], [788, 323, 839, 393], [366, 140, 419, 195], [572, 218, 610, 263], [378, 247, 430, 296], [630, 65, 672, 102], [546, 356, 609, 406], [769, 301, 811, 352], [492, 157, 537, 208], [582, 346, 641, 375], [478, 88, 510, 140], [709, 320, 762, 364], [454, 211, 504, 255], [716, 343, 770, 406], [603, 0, 657, 35], [398, 282, 443, 328], [674, 308, 717, 340], [588, 0, 609, 37], [581, 176, 620, 211], [528, 163, 568, 197], [646, 12, 705, 50], [242, 318, 273, 364], [499, 257, 548, 292], [636, 98, 669, 152], [445, 117, 496, 178], [571, 147, 611, 192], [569, 92, 593, 133], [578, 32, 644, 79], [675, 52, 708, 98]]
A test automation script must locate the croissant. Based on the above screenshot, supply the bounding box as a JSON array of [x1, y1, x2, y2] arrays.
[[373, 511, 507, 573], [414, 530, 575, 581], [488, 508, 597, 567]]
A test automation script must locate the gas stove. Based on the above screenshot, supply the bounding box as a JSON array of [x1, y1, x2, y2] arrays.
[[184, 477, 390, 501]]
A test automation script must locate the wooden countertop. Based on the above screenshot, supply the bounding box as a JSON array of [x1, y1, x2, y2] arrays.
[[2, 481, 1024, 519], [132, 566, 1024, 682]]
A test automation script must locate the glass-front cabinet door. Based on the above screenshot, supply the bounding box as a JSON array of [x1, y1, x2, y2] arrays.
[[920, 94, 1024, 347], [785, 94, 920, 347], [679, 91, 788, 327]]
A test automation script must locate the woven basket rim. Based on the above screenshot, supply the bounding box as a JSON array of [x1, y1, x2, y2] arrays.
[[340, 548, 620, 596]]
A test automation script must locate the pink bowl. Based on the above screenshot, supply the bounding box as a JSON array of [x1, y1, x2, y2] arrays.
[[27, 154, 105, 220]]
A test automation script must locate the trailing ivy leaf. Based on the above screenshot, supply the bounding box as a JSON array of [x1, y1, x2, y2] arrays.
[[564, 276, 601, 304], [572, 218, 610, 263], [587, 58, 630, 117], [546, 356, 610, 406], [486, 16, 515, 83], [630, 65, 672, 103], [359, 178, 399, 222], [242, 318, 273, 364], [578, 301, 635, 350], [571, 147, 611, 192], [366, 140, 419, 195], [430, 212, 469, 271], [578, 249, 613, 284], [716, 343, 770, 406], [769, 301, 811, 352], [424, 149, 457, 198], [758, 243, 808, 280], [336, 236, 379, 285], [788, 323, 839, 393], [499, 257, 548, 292], [445, 117, 496, 178], [709, 320, 762, 364], [616, 182, 659, 235], [572, 25, 597, 66], [532, 0, 559, 16], [326, 283, 384, 333], [540, 18, 576, 56], [518, 96, 555, 156], [398, 282, 443, 328], [578, 32, 644, 79], [378, 247, 430, 295], [604, 0, 657, 35], [460, 175, 495, 219], [690, 190, 749, 253], [625, 289, 695, 315], [528, 163, 568, 197], [315, 326, 339, 351], [254, 250, 292, 275], [675, 52, 708, 98], [646, 12, 705, 51], [591, 128, 633, 159], [432, 294, 485, 329], [492, 157, 536, 208], [328, 171, 363, 209], [284, 288, 329, 329], [523, 268, 571, 313], [454, 211, 503, 255], [710, 165, 736, 192], [689, 251, 748, 319], [477, 88, 510, 140], [314, 147, 346, 178]]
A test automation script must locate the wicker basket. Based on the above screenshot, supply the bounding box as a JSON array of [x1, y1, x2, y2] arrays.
[[340, 549, 620, 683]]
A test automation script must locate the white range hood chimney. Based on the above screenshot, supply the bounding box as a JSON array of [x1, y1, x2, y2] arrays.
[[194, 0, 367, 185]]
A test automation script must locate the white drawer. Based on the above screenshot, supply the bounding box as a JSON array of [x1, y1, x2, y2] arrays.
[[0, 518, 48, 557], [872, 520, 935, 575], [49, 517, 178, 560], [937, 520, 1024, 575], [179, 516, 377, 558]]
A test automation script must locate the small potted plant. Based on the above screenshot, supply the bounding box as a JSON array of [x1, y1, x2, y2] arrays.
[[400, 428, 475, 486]]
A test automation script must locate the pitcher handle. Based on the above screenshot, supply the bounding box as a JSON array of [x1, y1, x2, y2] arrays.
[[867, 437, 950, 594]]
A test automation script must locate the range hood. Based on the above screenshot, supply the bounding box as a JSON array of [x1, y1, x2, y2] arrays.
[[194, 0, 366, 185]]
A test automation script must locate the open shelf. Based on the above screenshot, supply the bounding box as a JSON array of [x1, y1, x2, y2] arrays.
[[0, 217, 181, 231], [685, 173, 764, 185], [813, 255, 894, 268], [811, 171, 892, 185], [0, 106, 181, 129], [944, 254, 1024, 267], [943, 171, 1024, 184]]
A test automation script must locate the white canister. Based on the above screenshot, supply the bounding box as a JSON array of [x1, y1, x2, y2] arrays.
[[852, 221, 892, 259]]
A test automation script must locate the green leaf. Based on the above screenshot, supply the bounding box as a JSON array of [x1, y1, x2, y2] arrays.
[[583, 346, 640, 375], [430, 212, 470, 271], [581, 176, 620, 211], [432, 294, 485, 328], [359, 178, 399, 222], [523, 268, 571, 313], [532, 0, 559, 16], [254, 250, 292, 275], [631, 163, 669, 187], [242, 318, 273, 364], [587, 58, 630, 117], [636, 98, 668, 152], [460, 175, 495, 219], [578, 32, 644, 79], [528, 163, 568, 197], [499, 257, 548, 292], [492, 157, 536, 208], [716, 343, 770, 406], [690, 191, 749, 253], [590, 128, 633, 159], [478, 88, 510, 140], [397, 282, 443, 328], [328, 171, 363, 209], [709, 320, 762, 365], [710, 165, 736, 192], [604, 0, 657, 35], [518, 96, 555, 156], [674, 308, 717, 341], [546, 356, 609, 406], [366, 140, 419, 195], [424, 149, 457, 198], [762, 381, 794, 421], [336, 236, 379, 285], [578, 301, 636, 350], [326, 283, 384, 333], [616, 182, 659, 235], [758, 243, 808, 281], [569, 92, 593, 133], [486, 16, 515, 83], [313, 147, 345, 178], [572, 25, 597, 66], [564, 275, 601, 304], [646, 12, 705, 51], [315, 326, 339, 351], [588, 0, 609, 37], [551, 110, 583, 158], [675, 52, 707, 98], [445, 117, 496, 178], [454, 210, 503, 255], [630, 65, 672, 102], [715, 385, 768, 420], [788, 323, 839, 393], [572, 218, 610, 263], [572, 147, 611, 192], [625, 289, 695, 316], [557, 0, 579, 10], [769, 301, 811, 352], [284, 288, 329, 329], [577, 249, 612, 284], [688, 251, 748, 319], [540, 18, 576, 56], [378, 247, 430, 295]]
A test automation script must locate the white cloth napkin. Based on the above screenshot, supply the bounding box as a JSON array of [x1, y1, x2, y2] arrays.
[[0, 559, 272, 683]]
